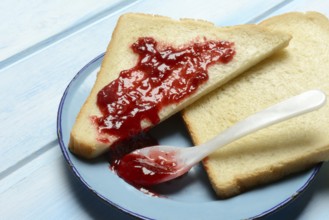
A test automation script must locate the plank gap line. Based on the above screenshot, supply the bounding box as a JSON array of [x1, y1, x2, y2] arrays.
[[246, 0, 296, 24], [0, 139, 58, 181]]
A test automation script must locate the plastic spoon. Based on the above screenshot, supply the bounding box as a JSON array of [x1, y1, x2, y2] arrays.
[[116, 90, 326, 186]]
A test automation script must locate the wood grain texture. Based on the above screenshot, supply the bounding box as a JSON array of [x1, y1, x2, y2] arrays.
[[2, 0, 329, 219]]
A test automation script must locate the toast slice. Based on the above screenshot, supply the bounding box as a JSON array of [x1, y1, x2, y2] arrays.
[[69, 13, 290, 159], [182, 12, 329, 198]]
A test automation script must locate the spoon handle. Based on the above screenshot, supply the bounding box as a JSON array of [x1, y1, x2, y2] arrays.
[[187, 90, 326, 165]]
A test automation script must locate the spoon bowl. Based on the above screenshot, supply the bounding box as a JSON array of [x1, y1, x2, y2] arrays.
[[116, 89, 326, 186], [116, 145, 192, 185]]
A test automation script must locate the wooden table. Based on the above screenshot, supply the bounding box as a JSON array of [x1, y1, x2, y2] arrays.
[[1, 0, 329, 219]]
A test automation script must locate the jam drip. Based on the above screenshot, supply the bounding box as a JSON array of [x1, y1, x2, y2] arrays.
[[95, 37, 235, 139]]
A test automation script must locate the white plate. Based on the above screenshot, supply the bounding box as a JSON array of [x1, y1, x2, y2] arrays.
[[57, 54, 321, 220]]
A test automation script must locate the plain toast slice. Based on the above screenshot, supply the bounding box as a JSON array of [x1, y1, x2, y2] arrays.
[[182, 12, 329, 198]]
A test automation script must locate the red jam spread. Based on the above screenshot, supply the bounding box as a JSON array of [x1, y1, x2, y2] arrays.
[[94, 37, 235, 140], [115, 148, 180, 186]]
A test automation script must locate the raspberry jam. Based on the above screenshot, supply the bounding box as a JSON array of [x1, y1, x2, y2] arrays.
[[115, 148, 180, 186], [94, 37, 235, 140]]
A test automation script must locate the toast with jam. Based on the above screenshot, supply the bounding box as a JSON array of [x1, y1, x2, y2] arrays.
[[69, 13, 290, 159]]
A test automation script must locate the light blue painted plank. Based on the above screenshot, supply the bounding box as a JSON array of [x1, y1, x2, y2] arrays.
[[0, 0, 136, 66], [254, 0, 329, 21], [125, 0, 288, 25]]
